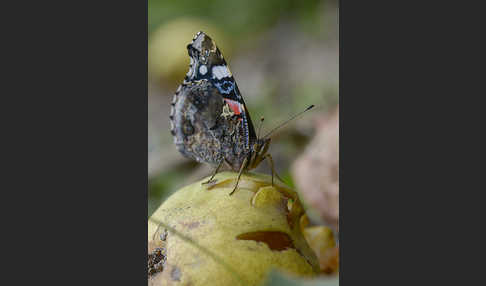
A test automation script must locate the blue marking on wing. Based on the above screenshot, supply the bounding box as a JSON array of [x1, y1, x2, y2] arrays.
[[214, 80, 235, 95]]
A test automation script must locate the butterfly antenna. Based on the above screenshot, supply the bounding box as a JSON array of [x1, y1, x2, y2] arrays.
[[257, 117, 264, 139], [263, 105, 315, 139]]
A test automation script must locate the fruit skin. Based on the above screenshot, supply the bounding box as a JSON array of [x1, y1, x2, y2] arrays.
[[148, 171, 320, 286]]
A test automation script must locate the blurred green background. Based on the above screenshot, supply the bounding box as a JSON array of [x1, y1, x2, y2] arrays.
[[148, 0, 339, 217]]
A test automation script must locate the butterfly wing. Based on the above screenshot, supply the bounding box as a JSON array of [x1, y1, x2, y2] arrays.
[[169, 32, 256, 169], [184, 31, 257, 150]]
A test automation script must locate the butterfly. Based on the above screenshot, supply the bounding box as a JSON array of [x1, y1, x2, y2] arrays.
[[169, 31, 312, 195]]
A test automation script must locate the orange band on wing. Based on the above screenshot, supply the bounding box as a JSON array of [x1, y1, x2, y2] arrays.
[[224, 98, 242, 115]]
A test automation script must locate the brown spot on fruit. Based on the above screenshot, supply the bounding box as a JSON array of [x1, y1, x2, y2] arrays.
[[148, 247, 166, 277], [236, 231, 295, 251]]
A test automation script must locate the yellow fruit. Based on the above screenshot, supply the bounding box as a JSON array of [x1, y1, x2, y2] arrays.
[[148, 171, 320, 286]]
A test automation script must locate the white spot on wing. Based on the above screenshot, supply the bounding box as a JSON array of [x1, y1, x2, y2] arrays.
[[212, 65, 231, 80], [199, 65, 207, 75]]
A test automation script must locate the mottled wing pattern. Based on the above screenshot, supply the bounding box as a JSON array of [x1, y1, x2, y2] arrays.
[[184, 31, 256, 149], [169, 31, 256, 170]]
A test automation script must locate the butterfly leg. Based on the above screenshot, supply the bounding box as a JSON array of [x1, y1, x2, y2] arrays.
[[202, 158, 225, 185], [229, 157, 248, 196], [261, 154, 284, 186]]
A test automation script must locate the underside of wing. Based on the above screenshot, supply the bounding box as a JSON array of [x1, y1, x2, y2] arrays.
[[184, 31, 257, 148], [170, 80, 248, 170]]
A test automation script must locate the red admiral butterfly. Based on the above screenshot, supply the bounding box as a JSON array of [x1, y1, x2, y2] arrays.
[[170, 31, 313, 195]]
